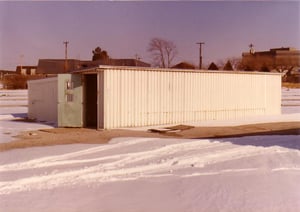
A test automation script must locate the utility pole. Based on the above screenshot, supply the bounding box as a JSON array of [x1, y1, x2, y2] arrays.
[[19, 54, 24, 74], [63, 41, 69, 72], [134, 54, 140, 66], [249, 43, 255, 54], [196, 42, 205, 69]]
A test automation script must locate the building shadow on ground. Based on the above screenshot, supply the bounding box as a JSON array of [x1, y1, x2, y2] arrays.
[[11, 113, 27, 118], [12, 116, 57, 127]]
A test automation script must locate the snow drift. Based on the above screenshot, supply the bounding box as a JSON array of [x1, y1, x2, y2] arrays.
[[0, 136, 299, 211]]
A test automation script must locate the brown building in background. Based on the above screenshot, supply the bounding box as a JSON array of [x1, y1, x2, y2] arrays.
[[16, 66, 37, 75], [242, 47, 300, 72], [36, 58, 151, 75]]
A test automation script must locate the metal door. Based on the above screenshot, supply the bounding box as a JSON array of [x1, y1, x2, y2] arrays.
[[58, 74, 83, 127]]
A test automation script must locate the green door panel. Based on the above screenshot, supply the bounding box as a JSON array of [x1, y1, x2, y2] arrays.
[[58, 74, 83, 127]]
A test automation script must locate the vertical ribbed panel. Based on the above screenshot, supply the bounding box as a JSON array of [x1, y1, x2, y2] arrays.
[[28, 77, 58, 123], [101, 68, 281, 129]]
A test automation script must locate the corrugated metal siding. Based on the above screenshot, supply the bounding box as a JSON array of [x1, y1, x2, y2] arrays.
[[28, 77, 58, 123], [265, 74, 282, 115], [101, 68, 281, 129]]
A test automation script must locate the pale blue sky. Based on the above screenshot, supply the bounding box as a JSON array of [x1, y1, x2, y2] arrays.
[[0, 1, 299, 70]]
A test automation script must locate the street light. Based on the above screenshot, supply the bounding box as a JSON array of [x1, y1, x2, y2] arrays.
[[196, 42, 205, 69]]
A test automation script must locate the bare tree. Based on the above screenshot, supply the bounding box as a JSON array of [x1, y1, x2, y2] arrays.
[[148, 38, 177, 68], [229, 57, 243, 70]]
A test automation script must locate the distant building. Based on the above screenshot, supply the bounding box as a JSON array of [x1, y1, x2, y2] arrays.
[[0, 71, 14, 89], [172, 62, 195, 69], [0, 70, 14, 80], [37, 58, 151, 75], [37, 59, 82, 75], [242, 47, 300, 71], [16, 66, 37, 75]]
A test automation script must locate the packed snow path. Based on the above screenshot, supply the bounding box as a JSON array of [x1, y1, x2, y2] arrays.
[[0, 136, 299, 211]]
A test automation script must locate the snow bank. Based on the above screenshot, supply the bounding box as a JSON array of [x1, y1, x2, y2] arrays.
[[0, 136, 300, 211]]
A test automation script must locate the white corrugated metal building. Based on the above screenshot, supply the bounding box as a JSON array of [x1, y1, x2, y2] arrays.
[[28, 66, 281, 129]]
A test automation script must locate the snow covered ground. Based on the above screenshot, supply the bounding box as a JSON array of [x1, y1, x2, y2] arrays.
[[282, 88, 300, 114], [0, 90, 55, 143], [0, 136, 299, 211], [0, 88, 299, 211]]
